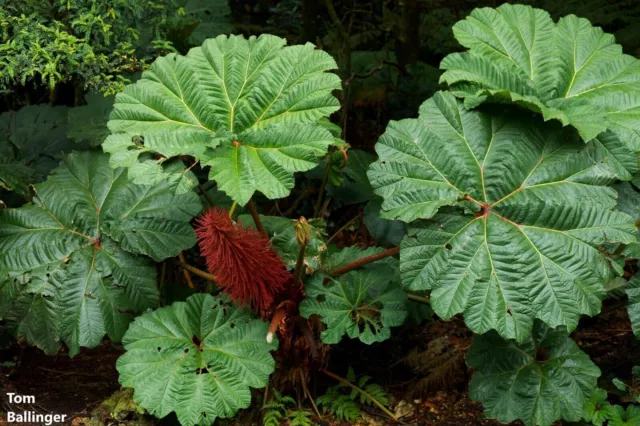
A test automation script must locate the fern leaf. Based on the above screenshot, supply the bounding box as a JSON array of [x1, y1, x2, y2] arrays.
[[333, 395, 361, 422], [289, 410, 313, 426], [362, 383, 389, 407]]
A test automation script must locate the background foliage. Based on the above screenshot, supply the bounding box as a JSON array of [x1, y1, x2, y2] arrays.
[[2, 1, 640, 426]]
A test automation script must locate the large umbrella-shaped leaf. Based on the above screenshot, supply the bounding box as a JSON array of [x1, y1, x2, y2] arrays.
[[117, 293, 277, 426], [468, 322, 600, 426], [367, 91, 636, 342], [0, 151, 201, 355], [439, 4, 640, 178], [104, 34, 341, 204], [300, 264, 408, 344]]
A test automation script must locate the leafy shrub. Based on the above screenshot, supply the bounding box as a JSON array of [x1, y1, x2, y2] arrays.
[[0, 0, 230, 95], [583, 378, 640, 426], [262, 390, 296, 426], [288, 410, 313, 426], [365, 5, 640, 425]]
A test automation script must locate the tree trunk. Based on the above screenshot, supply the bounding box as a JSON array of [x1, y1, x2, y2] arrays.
[[398, 0, 420, 68], [300, 0, 318, 43]]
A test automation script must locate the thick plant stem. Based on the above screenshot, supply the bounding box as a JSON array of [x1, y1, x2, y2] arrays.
[[320, 369, 397, 421], [229, 201, 238, 217], [247, 199, 266, 235], [295, 316, 319, 360], [300, 0, 318, 43], [178, 252, 195, 289], [179, 262, 217, 282], [407, 293, 430, 304], [293, 244, 307, 287], [322, 0, 348, 45], [301, 369, 322, 419], [329, 246, 400, 276], [199, 184, 216, 207], [158, 262, 166, 307], [313, 161, 331, 218]]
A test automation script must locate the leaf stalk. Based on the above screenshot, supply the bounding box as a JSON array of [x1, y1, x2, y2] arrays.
[[329, 246, 400, 276], [178, 261, 217, 282], [248, 199, 266, 235]]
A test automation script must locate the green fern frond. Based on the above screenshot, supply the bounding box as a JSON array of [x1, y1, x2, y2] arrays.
[[289, 410, 313, 426], [316, 386, 341, 414], [317, 367, 390, 421], [263, 410, 284, 426], [333, 395, 361, 421], [263, 390, 296, 426], [362, 383, 389, 407]]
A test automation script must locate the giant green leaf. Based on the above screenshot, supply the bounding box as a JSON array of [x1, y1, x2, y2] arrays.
[[613, 181, 640, 259], [367, 91, 636, 342], [117, 293, 277, 426], [439, 4, 640, 178], [104, 34, 341, 204], [364, 197, 407, 247], [67, 92, 115, 146], [0, 263, 63, 354], [0, 105, 74, 197], [627, 276, 640, 338], [609, 405, 640, 426], [468, 322, 600, 426], [0, 151, 200, 355], [300, 265, 408, 344], [325, 149, 376, 205]]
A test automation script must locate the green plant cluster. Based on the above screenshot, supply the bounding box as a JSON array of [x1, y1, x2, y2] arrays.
[[583, 368, 640, 426], [1, 4, 640, 426], [0, 0, 230, 96]]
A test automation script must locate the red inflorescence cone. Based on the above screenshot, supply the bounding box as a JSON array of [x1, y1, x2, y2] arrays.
[[195, 208, 290, 315]]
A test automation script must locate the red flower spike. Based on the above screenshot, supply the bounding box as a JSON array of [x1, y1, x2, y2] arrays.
[[195, 208, 291, 315]]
